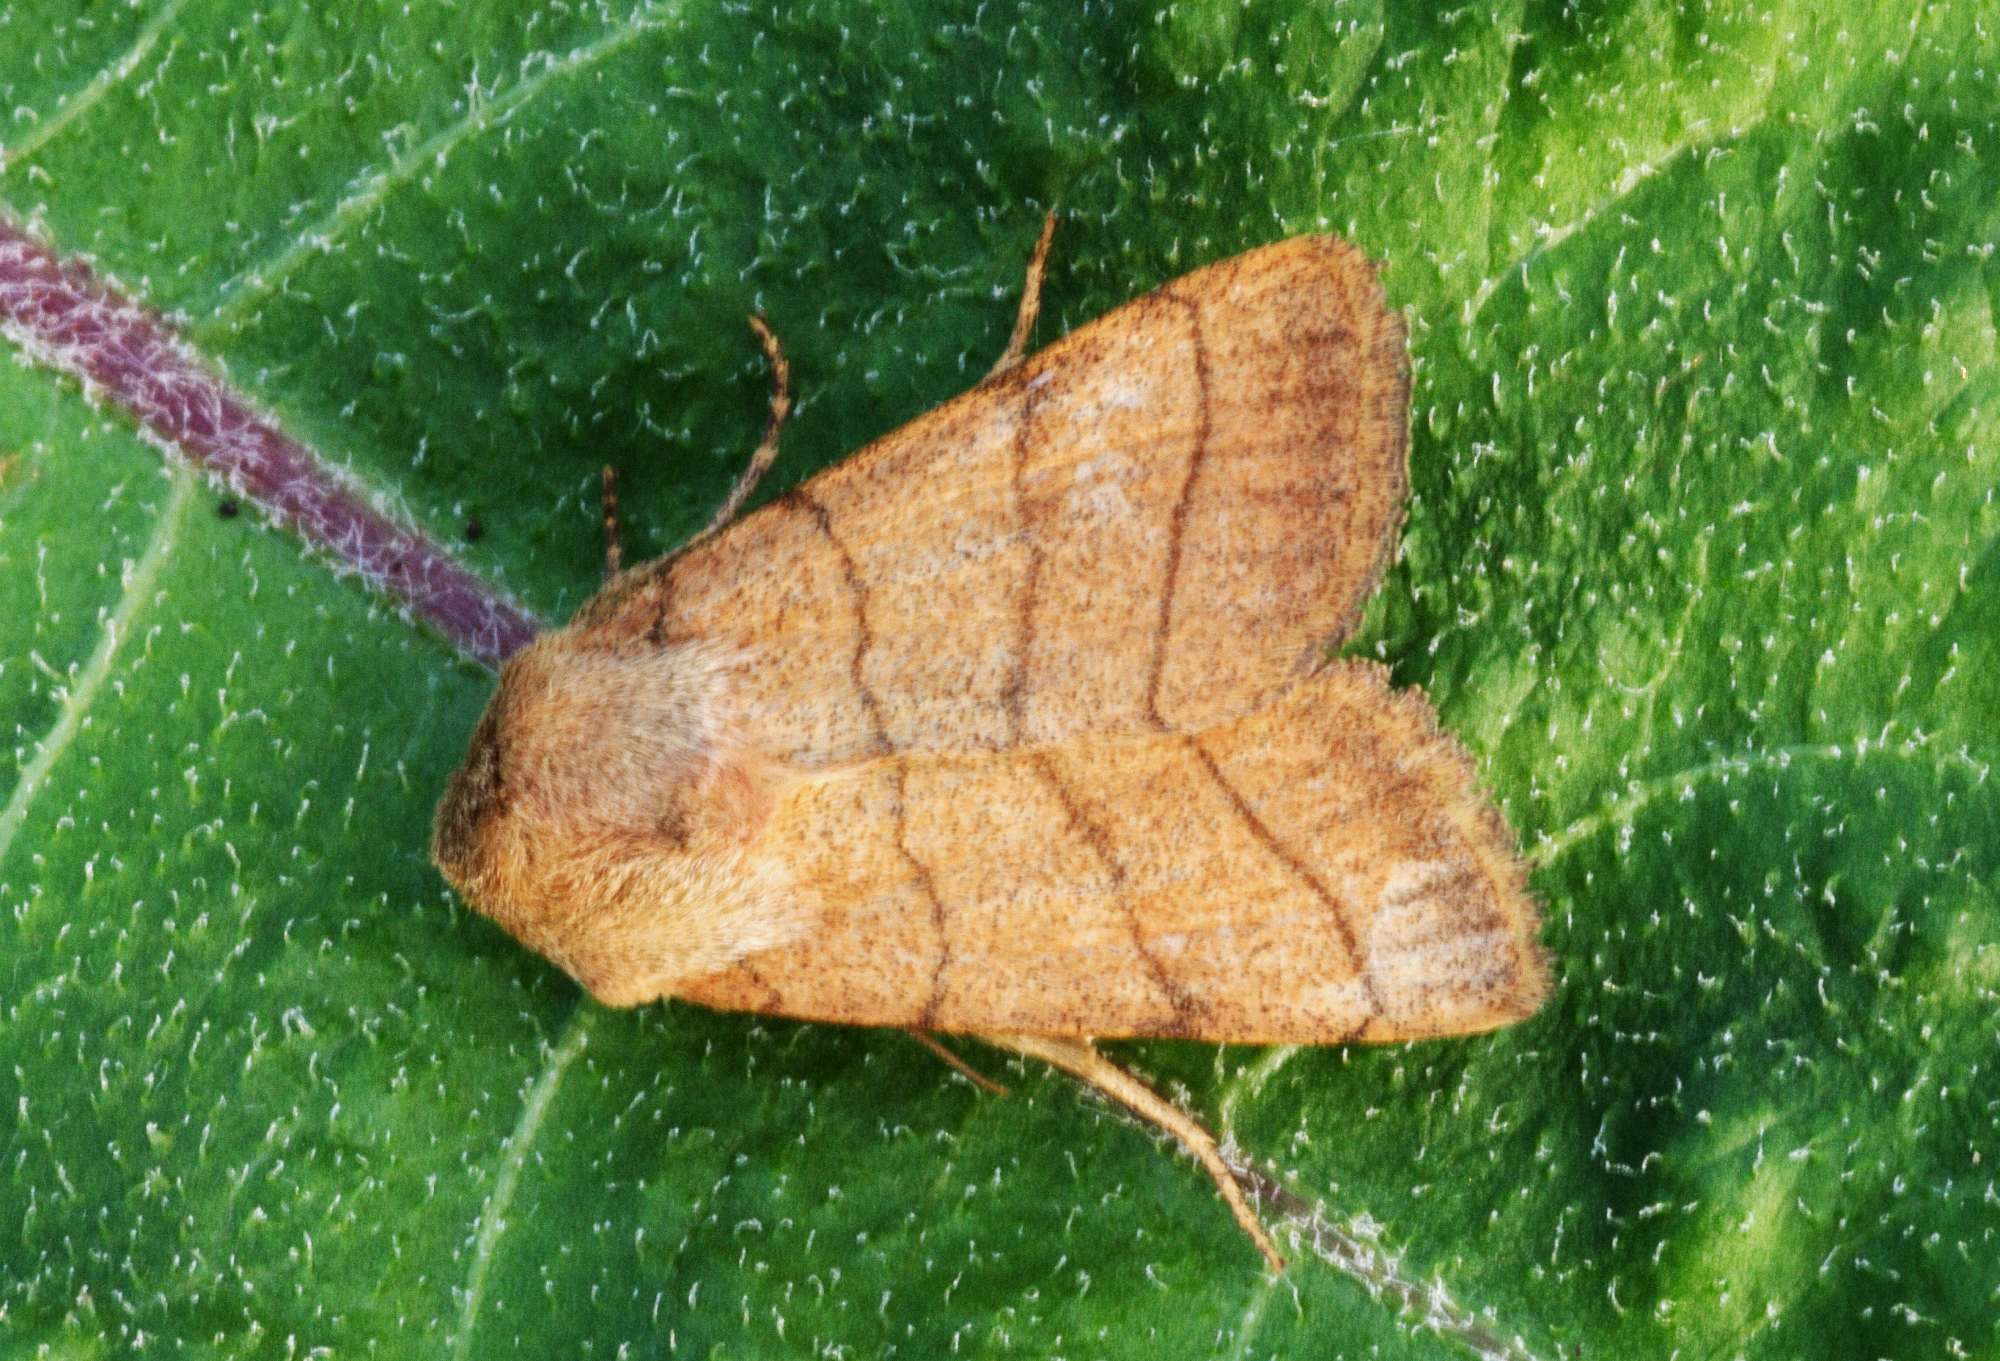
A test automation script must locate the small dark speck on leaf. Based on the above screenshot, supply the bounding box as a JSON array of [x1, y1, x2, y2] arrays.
[[465, 517, 484, 542], [217, 498, 240, 519]]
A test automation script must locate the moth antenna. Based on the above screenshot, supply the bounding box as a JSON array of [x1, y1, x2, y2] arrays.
[[906, 1031, 1010, 1096], [600, 463, 622, 580], [693, 313, 793, 545], [989, 1032, 1286, 1272], [986, 210, 1060, 381]]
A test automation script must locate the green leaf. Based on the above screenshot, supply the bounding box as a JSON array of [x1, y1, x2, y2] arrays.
[[5, 2, 1997, 1357]]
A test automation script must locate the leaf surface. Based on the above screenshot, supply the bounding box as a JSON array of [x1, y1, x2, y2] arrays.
[[3, 2, 1996, 1357]]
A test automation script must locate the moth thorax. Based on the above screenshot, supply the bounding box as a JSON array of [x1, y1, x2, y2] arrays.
[[430, 630, 786, 1002], [504, 631, 743, 830]]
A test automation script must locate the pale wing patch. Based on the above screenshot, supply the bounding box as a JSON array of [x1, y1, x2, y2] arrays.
[[1065, 450, 1148, 525], [1086, 374, 1152, 412], [1365, 859, 1517, 1033]]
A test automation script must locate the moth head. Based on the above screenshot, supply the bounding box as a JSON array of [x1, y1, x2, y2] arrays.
[[433, 628, 801, 1006]]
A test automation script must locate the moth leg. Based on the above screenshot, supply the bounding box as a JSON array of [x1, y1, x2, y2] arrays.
[[905, 1030, 1010, 1096], [600, 464, 623, 581], [985, 210, 1059, 381], [988, 1032, 1285, 1272], [693, 313, 793, 544]]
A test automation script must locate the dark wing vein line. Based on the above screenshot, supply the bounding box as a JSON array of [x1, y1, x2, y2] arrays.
[[792, 488, 953, 1028]]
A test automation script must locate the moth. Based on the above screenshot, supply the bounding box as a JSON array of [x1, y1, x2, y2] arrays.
[[433, 218, 1548, 1269]]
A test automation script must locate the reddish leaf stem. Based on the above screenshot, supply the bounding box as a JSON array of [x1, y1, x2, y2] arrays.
[[0, 218, 540, 668]]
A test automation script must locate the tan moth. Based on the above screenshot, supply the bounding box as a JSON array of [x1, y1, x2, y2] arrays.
[[433, 217, 1549, 1268]]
